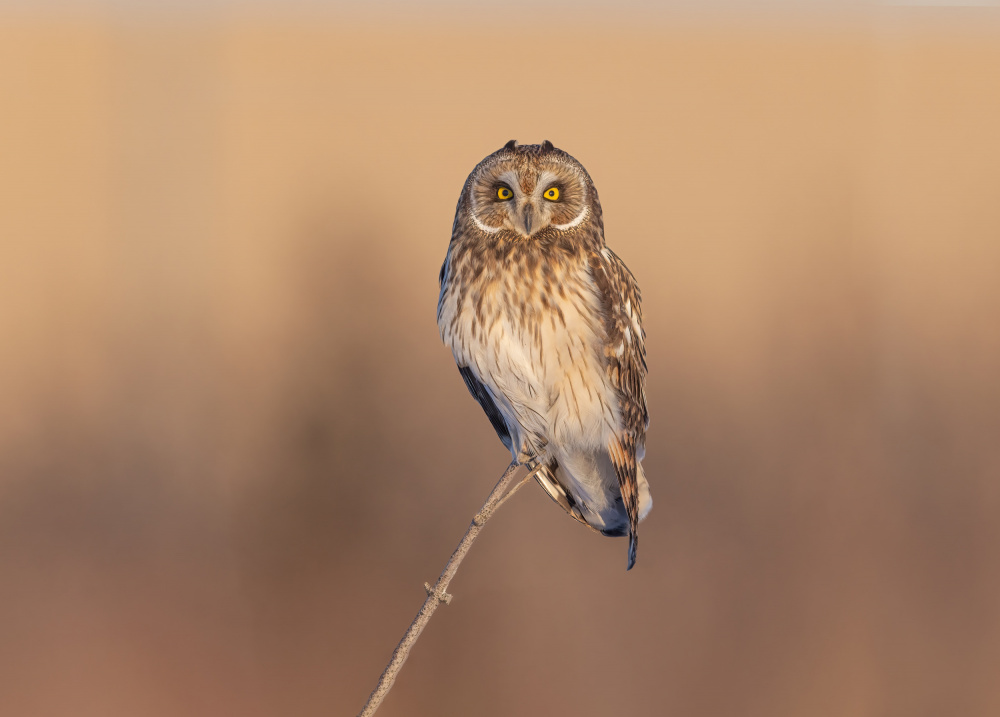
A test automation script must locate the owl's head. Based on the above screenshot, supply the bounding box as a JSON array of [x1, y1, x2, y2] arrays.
[[460, 140, 600, 240]]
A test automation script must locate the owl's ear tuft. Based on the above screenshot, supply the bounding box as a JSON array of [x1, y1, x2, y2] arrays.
[[541, 140, 554, 151], [503, 139, 517, 151]]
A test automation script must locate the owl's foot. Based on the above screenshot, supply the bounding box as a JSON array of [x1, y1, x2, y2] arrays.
[[519, 450, 548, 471], [517, 436, 547, 469]]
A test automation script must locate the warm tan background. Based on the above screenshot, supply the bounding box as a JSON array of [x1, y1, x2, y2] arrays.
[[2, 7, 999, 716]]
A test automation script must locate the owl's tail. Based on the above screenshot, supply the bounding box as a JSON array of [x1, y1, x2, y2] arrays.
[[535, 450, 652, 570]]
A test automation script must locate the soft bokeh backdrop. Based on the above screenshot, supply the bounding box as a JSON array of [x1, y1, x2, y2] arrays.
[[2, 5, 999, 716]]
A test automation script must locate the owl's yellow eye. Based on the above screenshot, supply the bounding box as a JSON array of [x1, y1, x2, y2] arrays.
[[543, 186, 560, 201], [497, 186, 513, 200]]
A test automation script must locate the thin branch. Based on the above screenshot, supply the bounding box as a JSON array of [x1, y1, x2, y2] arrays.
[[494, 469, 538, 512], [357, 459, 541, 716]]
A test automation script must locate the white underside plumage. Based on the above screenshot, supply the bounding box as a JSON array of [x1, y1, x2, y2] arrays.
[[439, 261, 652, 534]]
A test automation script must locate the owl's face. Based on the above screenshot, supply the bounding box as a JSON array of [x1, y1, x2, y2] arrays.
[[464, 140, 595, 240]]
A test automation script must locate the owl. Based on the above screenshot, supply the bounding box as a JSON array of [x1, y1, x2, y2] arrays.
[[437, 140, 651, 569]]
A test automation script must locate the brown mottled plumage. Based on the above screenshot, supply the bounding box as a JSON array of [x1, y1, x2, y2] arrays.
[[437, 140, 651, 569]]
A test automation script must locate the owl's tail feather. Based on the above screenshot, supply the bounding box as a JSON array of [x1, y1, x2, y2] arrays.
[[609, 435, 642, 571]]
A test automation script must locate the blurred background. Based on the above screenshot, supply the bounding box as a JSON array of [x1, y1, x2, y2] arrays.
[[2, 2, 1000, 715]]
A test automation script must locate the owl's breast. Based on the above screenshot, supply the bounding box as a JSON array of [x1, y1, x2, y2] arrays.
[[439, 243, 620, 451]]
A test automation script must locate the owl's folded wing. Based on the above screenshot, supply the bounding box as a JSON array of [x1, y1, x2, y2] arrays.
[[590, 247, 648, 444], [589, 246, 649, 569], [457, 365, 513, 454]]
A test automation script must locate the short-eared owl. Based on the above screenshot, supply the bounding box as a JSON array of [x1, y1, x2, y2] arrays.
[[437, 140, 651, 570]]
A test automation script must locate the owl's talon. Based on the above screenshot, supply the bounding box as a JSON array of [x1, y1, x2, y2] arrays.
[[519, 450, 548, 471]]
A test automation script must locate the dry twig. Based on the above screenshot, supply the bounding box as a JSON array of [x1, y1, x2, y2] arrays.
[[357, 459, 540, 716]]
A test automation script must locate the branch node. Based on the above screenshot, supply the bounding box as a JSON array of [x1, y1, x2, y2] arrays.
[[424, 582, 452, 604]]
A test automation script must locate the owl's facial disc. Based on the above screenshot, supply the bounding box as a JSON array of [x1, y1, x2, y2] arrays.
[[472, 162, 587, 238]]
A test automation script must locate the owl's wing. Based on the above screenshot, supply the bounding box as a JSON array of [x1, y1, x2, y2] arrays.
[[592, 247, 648, 438], [535, 460, 604, 534], [457, 365, 513, 454], [590, 246, 648, 569]]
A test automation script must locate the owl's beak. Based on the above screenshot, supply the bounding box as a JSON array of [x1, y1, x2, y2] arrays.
[[511, 201, 542, 238]]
